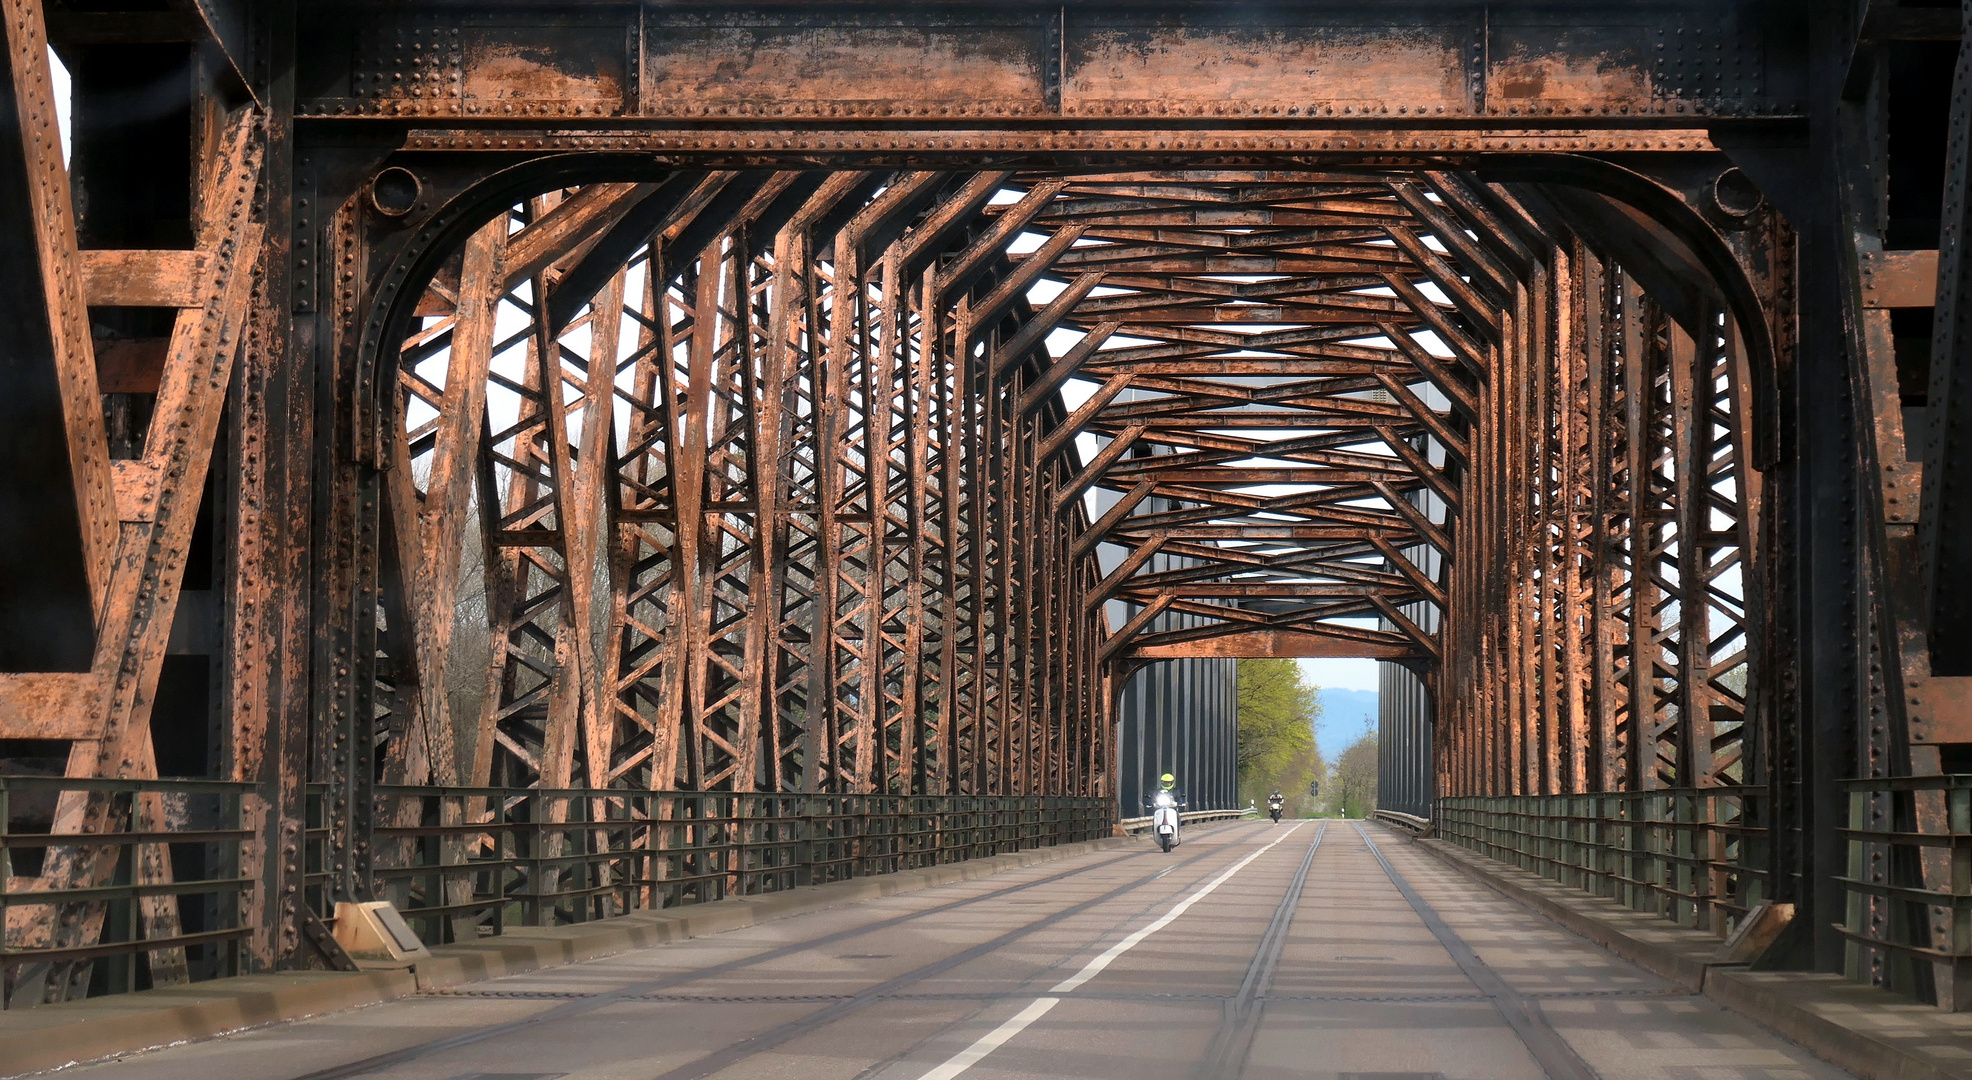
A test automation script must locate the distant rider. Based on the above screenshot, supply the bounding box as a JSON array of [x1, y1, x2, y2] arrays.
[[1267, 789, 1285, 823]]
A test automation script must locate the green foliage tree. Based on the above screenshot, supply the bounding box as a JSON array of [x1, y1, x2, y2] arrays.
[[1236, 658, 1325, 817], [1330, 728, 1379, 819]]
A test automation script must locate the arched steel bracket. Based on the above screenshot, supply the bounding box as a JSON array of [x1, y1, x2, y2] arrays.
[[1472, 152, 1793, 471]]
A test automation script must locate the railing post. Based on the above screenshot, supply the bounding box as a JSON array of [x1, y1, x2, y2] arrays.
[[1949, 786, 1972, 1005], [520, 794, 541, 928], [795, 796, 814, 887], [1844, 785, 1866, 983]]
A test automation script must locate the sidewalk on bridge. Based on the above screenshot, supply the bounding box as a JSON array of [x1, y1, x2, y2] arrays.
[[1413, 833, 1972, 1080], [1, 834, 1140, 1077]]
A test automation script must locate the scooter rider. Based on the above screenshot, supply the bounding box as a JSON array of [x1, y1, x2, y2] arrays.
[[1148, 773, 1186, 852], [1267, 789, 1285, 823]]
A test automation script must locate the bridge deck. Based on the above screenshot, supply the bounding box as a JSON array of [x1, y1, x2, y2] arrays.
[[32, 823, 1848, 1080]]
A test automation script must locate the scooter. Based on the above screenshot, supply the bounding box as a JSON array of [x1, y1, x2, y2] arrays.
[[1149, 790, 1183, 852]]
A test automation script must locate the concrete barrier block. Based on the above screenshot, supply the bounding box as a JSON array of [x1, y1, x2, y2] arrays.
[[0, 971, 414, 1076], [671, 900, 759, 937], [1704, 969, 1972, 1080]]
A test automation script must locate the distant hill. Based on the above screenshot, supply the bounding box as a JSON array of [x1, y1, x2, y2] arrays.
[[1312, 687, 1378, 762]]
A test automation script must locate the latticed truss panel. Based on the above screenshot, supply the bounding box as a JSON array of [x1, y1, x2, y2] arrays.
[[1435, 251, 1766, 797], [372, 174, 1120, 799], [366, 168, 1770, 807]]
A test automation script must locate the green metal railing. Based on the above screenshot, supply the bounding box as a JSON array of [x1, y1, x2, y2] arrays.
[[1, 776, 260, 1006], [309, 788, 1114, 947], [2, 778, 1108, 1007], [1838, 775, 1972, 1000], [1437, 789, 1769, 935]]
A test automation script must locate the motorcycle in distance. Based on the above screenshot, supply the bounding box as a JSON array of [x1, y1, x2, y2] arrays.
[[1267, 791, 1285, 824], [1149, 789, 1185, 852]]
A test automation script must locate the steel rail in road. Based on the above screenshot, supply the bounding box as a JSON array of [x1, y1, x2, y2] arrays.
[[643, 829, 1287, 1080], [48, 821, 1855, 1080], [1355, 822, 1601, 1080], [893, 824, 1310, 1080], [859, 820, 1615, 1080], [1194, 821, 1328, 1080]]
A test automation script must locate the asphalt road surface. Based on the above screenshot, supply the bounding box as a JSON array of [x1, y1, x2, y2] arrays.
[[34, 822, 1853, 1080]]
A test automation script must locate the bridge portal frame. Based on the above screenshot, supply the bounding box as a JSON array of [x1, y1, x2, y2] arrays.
[[0, 0, 1951, 999], [276, 0, 1819, 974]]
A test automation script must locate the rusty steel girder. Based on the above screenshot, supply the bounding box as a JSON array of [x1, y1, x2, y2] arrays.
[[285, 2, 1800, 125], [344, 165, 1778, 817], [0, 0, 1963, 1005]]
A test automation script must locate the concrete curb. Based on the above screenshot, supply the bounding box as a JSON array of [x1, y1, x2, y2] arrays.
[[2, 834, 1140, 1076], [1411, 837, 1720, 990], [1406, 831, 1972, 1080]]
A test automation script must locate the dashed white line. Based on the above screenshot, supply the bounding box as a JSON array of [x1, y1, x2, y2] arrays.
[[909, 823, 1306, 1080]]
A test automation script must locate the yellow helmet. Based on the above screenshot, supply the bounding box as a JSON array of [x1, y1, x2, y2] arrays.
[[1160, 773, 1176, 785]]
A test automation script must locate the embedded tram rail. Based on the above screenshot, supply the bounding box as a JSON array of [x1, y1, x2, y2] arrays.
[[16, 823, 1851, 1080]]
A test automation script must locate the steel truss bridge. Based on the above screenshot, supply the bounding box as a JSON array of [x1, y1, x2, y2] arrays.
[[1, 0, 1970, 1020]]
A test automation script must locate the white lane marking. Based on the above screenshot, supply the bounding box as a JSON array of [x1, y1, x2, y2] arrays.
[[912, 996, 1062, 1080], [1049, 822, 1304, 993], [908, 823, 1305, 1080]]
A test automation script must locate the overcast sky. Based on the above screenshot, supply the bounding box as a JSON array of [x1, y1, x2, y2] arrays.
[[50, 49, 70, 162]]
